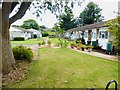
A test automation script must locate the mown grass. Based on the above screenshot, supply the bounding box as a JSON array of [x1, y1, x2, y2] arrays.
[[11, 39, 42, 45], [8, 48, 119, 88], [11, 37, 68, 45]]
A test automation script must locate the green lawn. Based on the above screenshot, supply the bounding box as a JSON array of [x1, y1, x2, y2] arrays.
[[11, 39, 43, 45], [8, 48, 119, 88], [11, 37, 68, 46]]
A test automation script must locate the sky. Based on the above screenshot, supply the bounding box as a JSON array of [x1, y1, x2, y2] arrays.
[[11, 0, 119, 28]]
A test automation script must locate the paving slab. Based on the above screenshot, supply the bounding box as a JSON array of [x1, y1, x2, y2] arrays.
[[69, 47, 119, 62]]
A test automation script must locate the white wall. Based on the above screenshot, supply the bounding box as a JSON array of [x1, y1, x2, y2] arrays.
[[9, 27, 32, 40], [84, 30, 88, 43], [65, 32, 71, 38], [91, 29, 97, 41], [37, 31, 42, 38], [98, 27, 109, 50], [10, 31, 25, 40]]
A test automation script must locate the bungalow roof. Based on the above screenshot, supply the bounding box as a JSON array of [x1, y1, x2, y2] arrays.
[[10, 26, 32, 33], [10, 26, 40, 33], [67, 21, 108, 32]]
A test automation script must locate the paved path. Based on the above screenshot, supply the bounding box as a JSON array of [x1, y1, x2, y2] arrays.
[[30, 45, 39, 61], [69, 47, 119, 62]]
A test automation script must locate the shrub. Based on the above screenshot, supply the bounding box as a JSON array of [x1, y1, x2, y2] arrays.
[[81, 45, 86, 49], [13, 37, 25, 41], [56, 42, 60, 47], [57, 39, 69, 48], [38, 42, 42, 46], [58, 39, 63, 47], [42, 40, 45, 45], [63, 40, 69, 48], [70, 42, 76, 46], [42, 32, 49, 37], [47, 40, 52, 46], [76, 38, 81, 43], [86, 45, 93, 49], [12, 45, 33, 62]]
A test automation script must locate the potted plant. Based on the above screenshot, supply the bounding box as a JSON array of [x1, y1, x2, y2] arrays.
[[38, 42, 41, 47], [42, 40, 45, 45], [77, 43, 82, 50], [81, 45, 86, 51], [86, 45, 93, 52], [70, 42, 75, 49], [47, 40, 52, 47]]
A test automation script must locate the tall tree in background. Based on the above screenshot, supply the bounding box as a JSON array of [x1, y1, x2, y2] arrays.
[[58, 6, 78, 31], [79, 2, 104, 26], [1, 0, 84, 74], [53, 23, 64, 38], [20, 19, 40, 30]]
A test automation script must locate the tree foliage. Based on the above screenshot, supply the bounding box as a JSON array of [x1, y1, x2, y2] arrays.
[[79, 2, 104, 25], [58, 6, 78, 31], [20, 19, 40, 30], [53, 24, 64, 35], [105, 17, 120, 50]]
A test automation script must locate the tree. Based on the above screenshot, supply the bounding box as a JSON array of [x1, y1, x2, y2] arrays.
[[79, 2, 104, 25], [58, 6, 78, 31], [53, 23, 64, 38], [105, 17, 120, 54], [20, 19, 40, 30], [1, 2, 32, 74], [1, 0, 83, 74]]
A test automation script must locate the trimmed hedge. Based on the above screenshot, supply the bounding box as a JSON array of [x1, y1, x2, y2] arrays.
[[42, 32, 49, 37], [12, 45, 33, 62], [14, 37, 25, 41]]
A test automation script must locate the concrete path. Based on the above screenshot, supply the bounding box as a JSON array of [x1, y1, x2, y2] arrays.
[[69, 47, 119, 62], [30, 45, 39, 61]]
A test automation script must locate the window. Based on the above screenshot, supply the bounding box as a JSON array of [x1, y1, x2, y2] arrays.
[[93, 33, 96, 38], [102, 33, 105, 38], [99, 31, 108, 39], [105, 31, 108, 39]]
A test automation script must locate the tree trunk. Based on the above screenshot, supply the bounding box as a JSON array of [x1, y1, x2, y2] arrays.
[[2, 2, 15, 74], [2, 35, 15, 74], [0, 6, 2, 87]]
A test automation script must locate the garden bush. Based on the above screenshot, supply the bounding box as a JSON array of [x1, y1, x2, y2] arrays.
[[63, 40, 69, 48], [47, 40, 52, 47], [42, 40, 45, 45], [38, 42, 42, 46], [58, 39, 69, 48], [13, 37, 25, 41], [76, 38, 81, 43], [12, 45, 33, 62], [42, 32, 49, 37]]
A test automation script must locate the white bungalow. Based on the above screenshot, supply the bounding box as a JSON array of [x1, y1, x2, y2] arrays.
[[65, 28, 83, 40], [27, 29, 42, 38], [65, 20, 114, 51], [9, 26, 42, 40], [9, 26, 32, 40]]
